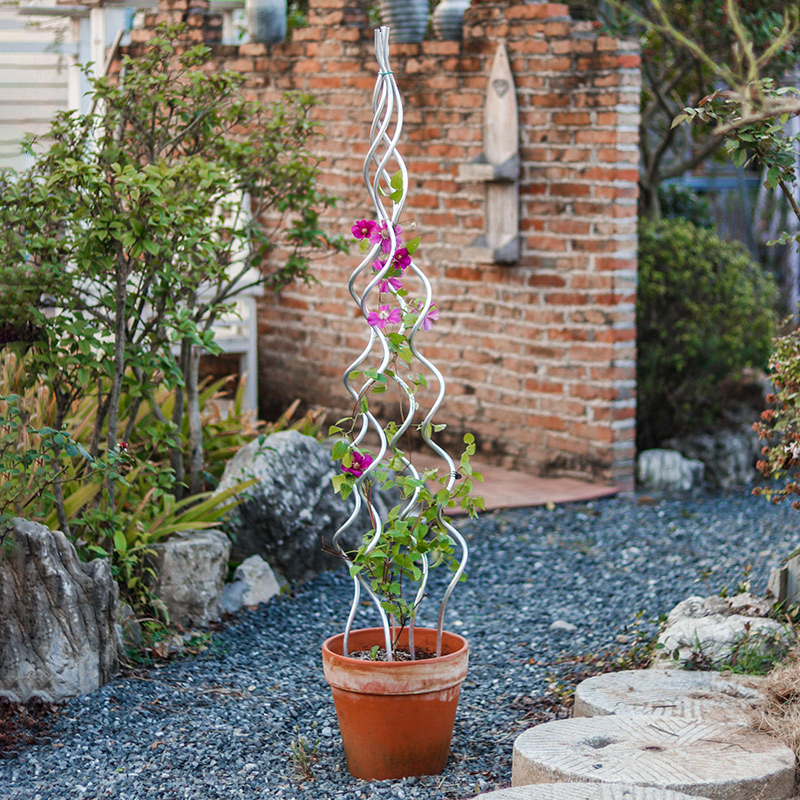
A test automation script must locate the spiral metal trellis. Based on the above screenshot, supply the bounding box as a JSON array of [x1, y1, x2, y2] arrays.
[[331, 28, 469, 662]]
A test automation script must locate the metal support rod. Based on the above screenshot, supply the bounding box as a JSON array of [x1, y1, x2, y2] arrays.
[[332, 27, 468, 661]]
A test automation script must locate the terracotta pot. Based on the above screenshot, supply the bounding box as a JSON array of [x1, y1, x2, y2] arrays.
[[322, 626, 469, 780]]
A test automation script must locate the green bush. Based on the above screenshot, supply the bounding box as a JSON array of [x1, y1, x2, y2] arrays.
[[637, 218, 777, 449], [658, 183, 714, 229]]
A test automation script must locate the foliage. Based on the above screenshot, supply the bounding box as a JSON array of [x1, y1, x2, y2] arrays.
[[637, 217, 776, 448], [602, 0, 800, 218], [289, 729, 320, 782], [0, 22, 343, 518], [329, 193, 483, 659], [624, 2, 800, 529], [678, 626, 789, 675], [0, 352, 259, 612], [754, 331, 800, 508], [0, 24, 342, 613], [658, 183, 713, 229], [0, 393, 94, 545]]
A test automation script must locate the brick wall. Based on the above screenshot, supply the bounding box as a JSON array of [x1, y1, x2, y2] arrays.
[[132, 0, 640, 487]]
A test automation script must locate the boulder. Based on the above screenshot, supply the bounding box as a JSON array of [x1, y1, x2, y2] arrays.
[[218, 430, 379, 582], [664, 424, 760, 489], [148, 529, 230, 628], [220, 555, 282, 615], [637, 449, 704, 493], [654, 594, 790, 669], [0, 518, 120, 702]]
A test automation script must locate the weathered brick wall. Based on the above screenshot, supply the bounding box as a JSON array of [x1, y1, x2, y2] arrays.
[[133, 0, 640, 487]]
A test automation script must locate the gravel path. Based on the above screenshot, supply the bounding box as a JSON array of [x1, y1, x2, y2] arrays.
[[3, 490, 798, 800]]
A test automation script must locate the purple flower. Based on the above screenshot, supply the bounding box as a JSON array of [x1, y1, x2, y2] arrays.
[[352, 219, 378, 240], [392, 248, 411, 271], [418, 302, 439, 331], [372, 258, 403, 292], [343, 450, 374, 477], [379, 277, 403, 293], [369, 221, 402, 254], [367, 305, 402, 329]]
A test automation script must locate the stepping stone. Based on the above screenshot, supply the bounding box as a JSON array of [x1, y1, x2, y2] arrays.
[[472, 784, 701, 799], [512, 714, 795, 800], [573, 669, 765, 723]]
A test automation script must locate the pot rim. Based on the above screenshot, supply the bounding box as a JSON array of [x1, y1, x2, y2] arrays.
[[322, 626, 468, 665], [322, 627, 469, 695]]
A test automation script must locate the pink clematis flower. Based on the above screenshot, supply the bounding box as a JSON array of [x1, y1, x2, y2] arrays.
[[367, 305, 402, 329], [343, 450, 374, 477], [369, 221, 402, 254], [379, 277, 403, 293], [418, 302, 439, 331], [352, 219, 378, 240], [372, 258, 403, 292], [392, 248, 411, 271]]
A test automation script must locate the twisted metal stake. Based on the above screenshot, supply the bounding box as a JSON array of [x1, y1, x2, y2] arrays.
[[332, 27, 468, 661]]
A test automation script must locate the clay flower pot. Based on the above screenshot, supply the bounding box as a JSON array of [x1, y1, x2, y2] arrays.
[[322, 626, 469, 780]]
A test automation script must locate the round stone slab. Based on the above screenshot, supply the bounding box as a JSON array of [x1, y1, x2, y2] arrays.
[[472, 784, 702, 799], [512, 714, 795, 800], [573, 669, 765, 723]]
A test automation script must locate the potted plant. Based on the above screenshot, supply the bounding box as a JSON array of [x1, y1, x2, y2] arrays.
[[321, 27, 483, 781]]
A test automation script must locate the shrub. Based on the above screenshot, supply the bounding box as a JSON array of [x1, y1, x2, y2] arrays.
[[754, 331, 800, 508], [637, 218, 777, 449], [658, 183, 714, 229]]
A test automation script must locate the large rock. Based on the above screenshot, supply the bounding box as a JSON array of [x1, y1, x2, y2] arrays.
[[220, 555, 282, 614], [219, 430, 377, 582], [655, 594, 790, 669], [148, 530, 230, 628], [637, 449, 704, 493], [664, 424, 760, 489], [0, 518, 120, 702]]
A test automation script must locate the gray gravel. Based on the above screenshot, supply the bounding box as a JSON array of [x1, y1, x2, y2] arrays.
[[2, 490, 798, 800]]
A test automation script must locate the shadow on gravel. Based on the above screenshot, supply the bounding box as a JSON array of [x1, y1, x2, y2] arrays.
[[0, 697, 60, 758]]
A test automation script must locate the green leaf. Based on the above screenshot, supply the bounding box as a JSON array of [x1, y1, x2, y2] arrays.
[[331, 440, 349, 460], [405, 236, 421, 255], [114, 529, 128, 554]]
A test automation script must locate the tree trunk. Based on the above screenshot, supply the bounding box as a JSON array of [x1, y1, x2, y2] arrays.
[[170, 339, 189, 499], [105, 265, 128, 507], [185, 343, 203, 496]]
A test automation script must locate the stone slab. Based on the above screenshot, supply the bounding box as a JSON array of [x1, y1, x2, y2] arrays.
[[512, 714, 795, 800], [472, 785, 702, 800], [573, 669, 765, 723]]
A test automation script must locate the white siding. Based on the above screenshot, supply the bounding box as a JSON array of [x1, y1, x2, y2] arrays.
[[0, 4, 71, 171]]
